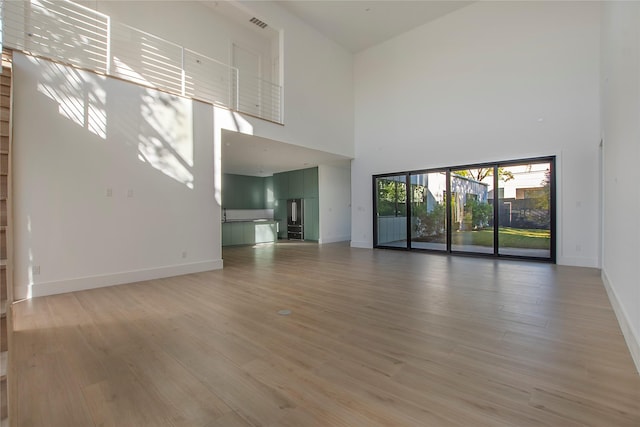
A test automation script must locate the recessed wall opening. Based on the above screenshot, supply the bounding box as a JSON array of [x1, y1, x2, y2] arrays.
[[373, 156, 556, 262]]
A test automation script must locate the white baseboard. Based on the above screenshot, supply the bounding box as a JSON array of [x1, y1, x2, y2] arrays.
[[557, 255, 598, 268], [28, 259, 224, 298], [319, 235, 351, 244], [350, 240, 372, 249], [602, 269, 640, 374]]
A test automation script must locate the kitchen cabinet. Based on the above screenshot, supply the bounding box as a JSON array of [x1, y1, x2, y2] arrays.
[[303, 168, 318, 198], [222, 221, 277, 246], [222, 220, 233, 244], [288, 169, 304, 199], [273, 172, 288, 200], [304, 198, 319, 241], [272, 167, 319, 241], [231, 222, 245, 245], [274, 200, 287, 239], [255, 223, 276, 243]]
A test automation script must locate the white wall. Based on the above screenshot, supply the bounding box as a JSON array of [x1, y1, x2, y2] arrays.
[[600, 1, 640, 372], [11, 0, 356, 297], [93, 0, 355, 159], [351, 1, 601, 268], [318, 164, 351, 244], [93, 0, 275, 84], [12, 53, 223, 298], [243, 0, 354, 158]]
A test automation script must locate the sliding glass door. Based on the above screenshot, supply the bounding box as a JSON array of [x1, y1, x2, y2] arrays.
[[410, 172, 447, 251], [450, 168, 494, 254], [374, 175, 407, 248], [497, 161, 553, 258], [373, 157, 555, 262]]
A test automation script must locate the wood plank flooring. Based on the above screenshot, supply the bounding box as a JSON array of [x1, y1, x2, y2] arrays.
[[9, 242, 640, 426]]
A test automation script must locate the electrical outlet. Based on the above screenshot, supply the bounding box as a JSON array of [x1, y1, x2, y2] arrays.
[[32, 265, 40, 275], [127, 189, 134, 198], [182, 251, 187, 259], [106, 188, 113, 197]]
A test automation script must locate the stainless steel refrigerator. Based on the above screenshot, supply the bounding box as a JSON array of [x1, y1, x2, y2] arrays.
[[287, 198, 304, 240]]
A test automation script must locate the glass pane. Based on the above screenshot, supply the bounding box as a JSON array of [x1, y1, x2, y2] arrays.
[[497, 162, 551, 258], [375, 175, 407, 248], [451, 168, 494, 254], [410, 172, 447, 251]]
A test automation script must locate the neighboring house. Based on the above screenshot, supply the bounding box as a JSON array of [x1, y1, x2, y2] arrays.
[[450, 175, 489, 231]]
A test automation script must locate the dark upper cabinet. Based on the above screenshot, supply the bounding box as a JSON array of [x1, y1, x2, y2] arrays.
[[303, 168, 318, 198], [273, 172, 288, 200], [288, 169, 304, 199]]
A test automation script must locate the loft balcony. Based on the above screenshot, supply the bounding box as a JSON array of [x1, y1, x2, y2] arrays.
[[0, 0, 283, 124]]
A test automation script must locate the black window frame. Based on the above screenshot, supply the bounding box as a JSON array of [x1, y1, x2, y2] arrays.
[[372, 156, 556, 263]]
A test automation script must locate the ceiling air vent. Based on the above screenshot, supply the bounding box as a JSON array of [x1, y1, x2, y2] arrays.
[[250, 17, 268, 29]]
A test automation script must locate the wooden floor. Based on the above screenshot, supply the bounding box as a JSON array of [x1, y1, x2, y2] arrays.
[[9, 242, 640, 426]]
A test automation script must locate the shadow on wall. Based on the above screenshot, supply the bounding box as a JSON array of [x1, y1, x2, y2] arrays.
[[15, 53, 221, 300], [30, 55, 195, 189]]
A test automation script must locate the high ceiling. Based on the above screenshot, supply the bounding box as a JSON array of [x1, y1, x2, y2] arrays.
[[219, 1, 473, 176], [274, 0, 473, 52]]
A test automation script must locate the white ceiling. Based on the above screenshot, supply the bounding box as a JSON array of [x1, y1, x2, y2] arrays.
[[274, 0, 473, 53], [222, 130, 351, 177]]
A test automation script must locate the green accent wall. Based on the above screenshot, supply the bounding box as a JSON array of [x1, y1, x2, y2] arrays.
[[273, 167, 319, 241], [222, 174, 273, 209]]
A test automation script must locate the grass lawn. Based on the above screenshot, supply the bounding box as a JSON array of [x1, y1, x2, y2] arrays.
[[452, 227, 550, 249]]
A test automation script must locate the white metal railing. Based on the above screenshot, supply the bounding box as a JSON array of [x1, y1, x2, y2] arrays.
[[0, 0, 282, 123], [235, 74, 282, 125], [3, 0, 110, 73]]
